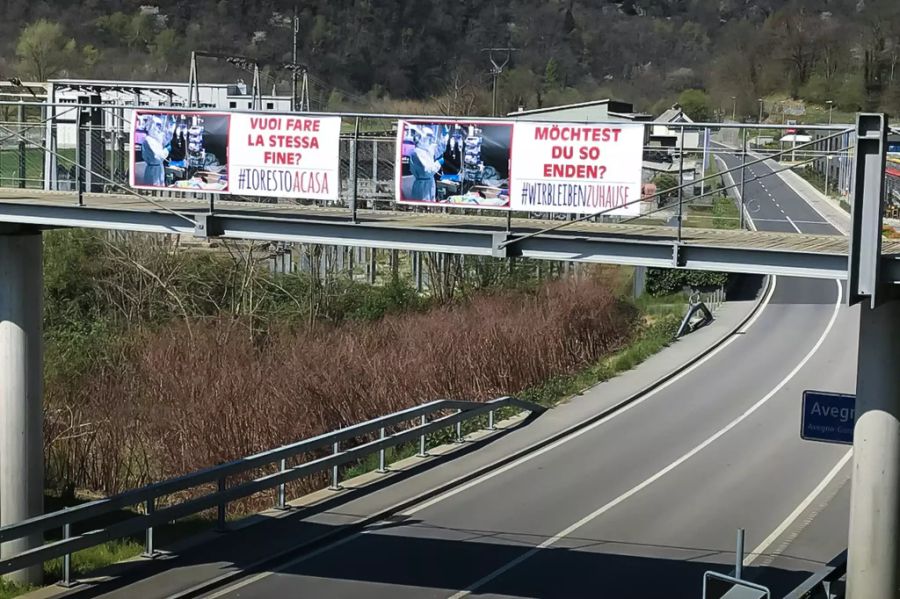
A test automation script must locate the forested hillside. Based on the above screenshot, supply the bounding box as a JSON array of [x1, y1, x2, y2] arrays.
[[3, 0, 899, 116]]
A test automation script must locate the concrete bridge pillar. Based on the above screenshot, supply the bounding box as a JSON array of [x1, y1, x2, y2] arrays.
[[0, 230, 44, 585]]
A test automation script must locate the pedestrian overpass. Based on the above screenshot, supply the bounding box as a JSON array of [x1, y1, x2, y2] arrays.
[[0, 104, 897, 598]]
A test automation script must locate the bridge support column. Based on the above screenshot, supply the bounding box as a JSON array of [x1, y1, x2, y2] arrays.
[[0, 230, 44, 585], [847, 299, 900, 599]]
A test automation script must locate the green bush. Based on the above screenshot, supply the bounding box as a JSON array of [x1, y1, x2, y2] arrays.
[[336, 276, 426, 321], [646, 268, 729, 296]]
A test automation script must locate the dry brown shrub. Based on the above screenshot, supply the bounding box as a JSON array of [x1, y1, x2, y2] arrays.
[[45, 277, 637, 496]]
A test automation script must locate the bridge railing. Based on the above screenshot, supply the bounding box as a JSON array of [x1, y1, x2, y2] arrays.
[[0, 395, 544, 586], [0, 100, 859, 231]]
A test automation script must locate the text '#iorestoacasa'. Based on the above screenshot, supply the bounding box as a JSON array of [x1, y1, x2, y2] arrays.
[[235, 167, 331, 195], [519, 182, 633, 209]]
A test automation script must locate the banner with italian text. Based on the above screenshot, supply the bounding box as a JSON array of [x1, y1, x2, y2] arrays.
[[230, 114, 341, 201], [130, 110, 341, 201]]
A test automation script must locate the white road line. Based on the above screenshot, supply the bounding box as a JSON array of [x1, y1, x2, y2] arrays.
[[745, 449, 853, 566], [785, 215, 802, 233], [401, 282, 778, 518], [448, 279, 843, 599], [203, 278, 781, 599]]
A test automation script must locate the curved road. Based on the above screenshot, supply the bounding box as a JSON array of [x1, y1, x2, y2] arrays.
[[191, 153, 855, 598]]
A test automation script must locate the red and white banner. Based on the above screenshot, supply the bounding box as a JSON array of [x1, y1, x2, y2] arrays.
[[509, 122, 644, 216], [230, 114, 341, 201], [130, 110, 340, 201]]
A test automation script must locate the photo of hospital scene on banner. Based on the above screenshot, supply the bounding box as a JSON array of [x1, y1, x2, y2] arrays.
[[398, 121, 512, 208], [132, 113, 229, 192]]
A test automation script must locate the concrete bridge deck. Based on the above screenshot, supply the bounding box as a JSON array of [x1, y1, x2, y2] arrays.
[[0, 188, 898, 281]]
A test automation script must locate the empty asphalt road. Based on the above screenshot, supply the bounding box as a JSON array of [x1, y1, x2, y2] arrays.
[[193, 153, 855, 598]]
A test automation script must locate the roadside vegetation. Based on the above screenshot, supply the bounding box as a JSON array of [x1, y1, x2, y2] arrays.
[[42, 231, 695, 500], [0, 230, 715, 593]]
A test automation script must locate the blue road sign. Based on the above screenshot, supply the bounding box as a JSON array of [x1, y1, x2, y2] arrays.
[[801, 390, 856, 445]]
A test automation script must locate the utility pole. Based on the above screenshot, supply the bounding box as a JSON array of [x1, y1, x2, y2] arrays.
[[251, 64, 262, 111], [282, 62, 310, 112], [300, 71, 310, 112], [188, 51, 199, 108], [291, 7, 299, 111], [731, 96, 736, 121], [483, 47, 516, 117], [757, 98, 764, 124]]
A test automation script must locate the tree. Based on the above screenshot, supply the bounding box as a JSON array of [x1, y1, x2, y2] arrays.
[[678, 89, 712, 121], [769, 7, 819, 98], [433, 69, 481, 116], [152, 29, 180, 74], [544, 58, 562, 91], [652, 173, 679, 205], [15, 20, 77, 81]]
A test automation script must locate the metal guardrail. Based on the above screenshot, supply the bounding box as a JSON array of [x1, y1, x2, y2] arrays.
[[0, 396, 544, 584], [783, 549, 847, 599]]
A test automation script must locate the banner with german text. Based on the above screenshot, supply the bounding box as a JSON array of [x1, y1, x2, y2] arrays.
[[509, 122, 645, 216]]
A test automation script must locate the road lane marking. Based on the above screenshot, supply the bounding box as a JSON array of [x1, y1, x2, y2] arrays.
[[785, 216, 802, 233], [744, 449, 852, 566], [401, 281, 778, 518], [448, 279, 843, 599], [203, 277, 782, 599]]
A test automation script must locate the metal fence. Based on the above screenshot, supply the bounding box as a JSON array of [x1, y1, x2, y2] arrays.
[[0, 100, 861, 230], [0, 396, 543, 586]]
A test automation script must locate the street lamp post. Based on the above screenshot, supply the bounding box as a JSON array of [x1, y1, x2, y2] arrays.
[[731, 96, 736, 121], [757, 98, 764, 124], [826, 100, 834, 125]]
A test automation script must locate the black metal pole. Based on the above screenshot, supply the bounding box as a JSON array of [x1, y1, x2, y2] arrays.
[[291, 8, 299, 112], [351, 116, 360, 223], [491, 71, 498, 118], [739, 128, 748, 229], [676, 124, 685, 241], [17, 104, 26, 189], [75, 107, 83, 206]]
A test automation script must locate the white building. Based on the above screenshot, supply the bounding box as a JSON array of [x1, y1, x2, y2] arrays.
[[46, 78, 293, 111], [651, 104, 702, 152], [42, 78, 295, 191], [508, 99, 651, 123]]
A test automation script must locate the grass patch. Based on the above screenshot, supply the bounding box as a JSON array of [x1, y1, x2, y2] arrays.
[[686, 197, 741, 230], [44, 539, 144, 582], [0, 580, 34, 599], [520, 314, 682, 405]]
